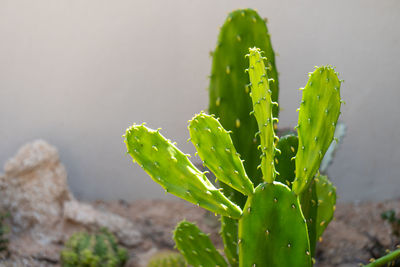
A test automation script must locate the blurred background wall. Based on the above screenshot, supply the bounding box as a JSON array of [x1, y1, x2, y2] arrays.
[[1, 0, 399, 202]]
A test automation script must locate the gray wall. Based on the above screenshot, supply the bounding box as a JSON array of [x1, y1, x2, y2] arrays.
[[1, 0, 399, 202]]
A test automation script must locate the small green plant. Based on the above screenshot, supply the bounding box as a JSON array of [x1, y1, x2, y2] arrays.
[[60, 228, 128, 267], [147, 250, 186, 267]]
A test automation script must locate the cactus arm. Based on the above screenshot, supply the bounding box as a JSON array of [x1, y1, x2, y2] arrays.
[[238, 182, 312, 267], [275, 134, 298, 187], [247, 47, 279, 183], [220, 216, 239, 267], [125, 125, 242, 219], [293, 66, 342, 195], [364, 249, 400, 267], [188, 113, 254, 196], [314, 175, 336, 240], [173, 221, 228, 267]]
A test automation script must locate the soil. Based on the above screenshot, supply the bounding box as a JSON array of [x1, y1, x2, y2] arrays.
[[1, 198, 400, 267]]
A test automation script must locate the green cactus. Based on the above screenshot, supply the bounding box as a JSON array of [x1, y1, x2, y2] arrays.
[[60, 229, 128, 267], [125, 45, 344, 266], [147, 251, 186, 267]]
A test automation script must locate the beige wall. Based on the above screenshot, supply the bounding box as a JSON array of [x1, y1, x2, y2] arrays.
[[1, 0, 399, 202]]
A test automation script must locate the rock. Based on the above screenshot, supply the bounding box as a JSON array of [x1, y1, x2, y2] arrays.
[[0, 139, 143, 253], [63, 200, 142, 247], [0, 140, 71, 236]]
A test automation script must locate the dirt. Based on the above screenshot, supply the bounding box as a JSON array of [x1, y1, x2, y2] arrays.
[[1, 198, 400, 267]]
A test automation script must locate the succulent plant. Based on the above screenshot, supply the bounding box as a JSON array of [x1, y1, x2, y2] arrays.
[[125, 46, 342, 266], [60, 228, 128, 267]]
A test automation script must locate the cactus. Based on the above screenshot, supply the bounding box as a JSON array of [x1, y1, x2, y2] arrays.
[[147, 251, 186, 267], [60, 228, 128, 267], [125, 45, 344, 266]]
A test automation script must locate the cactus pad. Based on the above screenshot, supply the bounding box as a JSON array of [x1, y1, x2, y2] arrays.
[[173, 221, 227, 267], [125, 124, 242, 219], [239, 182, 312, 267], [293, 66, 342, 195], [247, 47, 279, 183], [188, 112, 254, 196]]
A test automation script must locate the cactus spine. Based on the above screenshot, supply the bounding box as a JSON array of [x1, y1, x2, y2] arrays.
[[125, 44, 344, 266]]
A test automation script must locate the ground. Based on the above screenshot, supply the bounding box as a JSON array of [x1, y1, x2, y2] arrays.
[[1, 198, 399, 267]]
